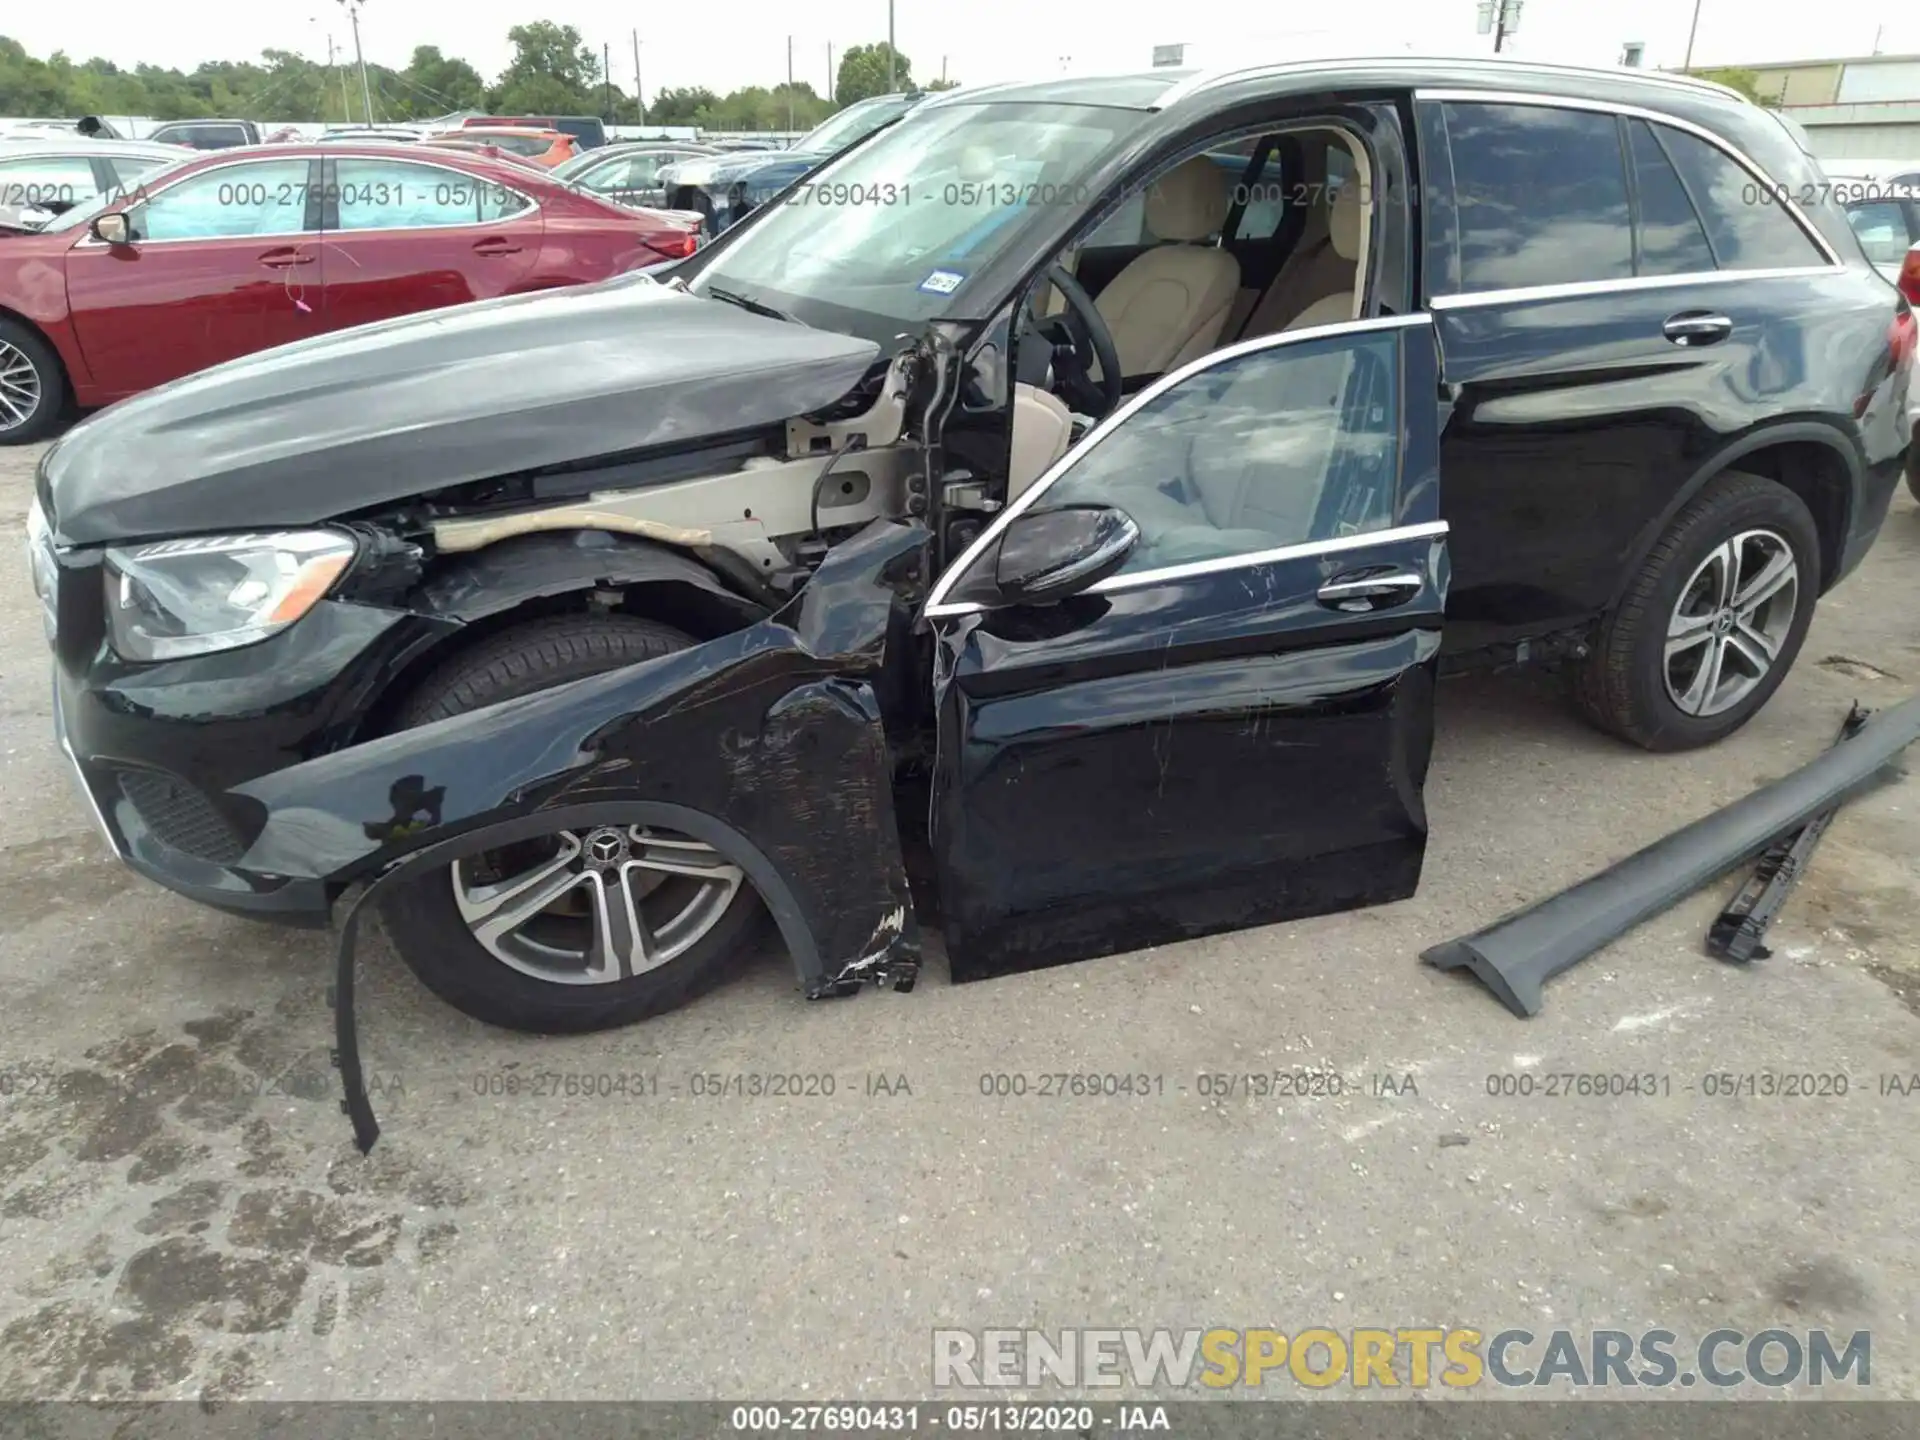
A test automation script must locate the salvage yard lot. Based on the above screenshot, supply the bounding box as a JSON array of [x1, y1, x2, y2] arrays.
[[1, 437, 1918, 1401]]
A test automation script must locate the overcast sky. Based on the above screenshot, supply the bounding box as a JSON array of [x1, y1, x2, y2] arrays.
[[7, 0, 1917, 100]]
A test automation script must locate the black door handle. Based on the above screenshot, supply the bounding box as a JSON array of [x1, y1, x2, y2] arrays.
[[1663, 311, 1733, 346]]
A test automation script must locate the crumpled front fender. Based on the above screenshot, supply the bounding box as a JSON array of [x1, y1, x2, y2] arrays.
[[238, 518, 930, 999]]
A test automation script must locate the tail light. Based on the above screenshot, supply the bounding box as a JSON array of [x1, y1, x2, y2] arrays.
[[1898, 246, 1920, 307], [1891, 308, 1917, 372], [644, 228, 699, 260]]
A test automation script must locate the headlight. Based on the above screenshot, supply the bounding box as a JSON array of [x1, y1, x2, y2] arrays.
[[26, 496, 57, 645], [103, 530, 356, 662]]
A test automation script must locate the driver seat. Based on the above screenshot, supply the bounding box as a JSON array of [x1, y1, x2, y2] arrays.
[[1094, 156, 1241, 379], [1006, 158, 1239, 501]]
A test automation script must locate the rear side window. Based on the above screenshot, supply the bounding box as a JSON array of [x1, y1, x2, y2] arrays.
[[0, 154, 96, 210], [1652, 124, 1828, 270], [1443, 102, 1633, 292], [1845, 199, 1911, 266], [1627, 120, 1715, 276]]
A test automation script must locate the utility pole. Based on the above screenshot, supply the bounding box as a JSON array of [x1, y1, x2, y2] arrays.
[[338, 0, 374, 125], [941, 54, 947, 83], [887, 0, 896, 92], [604, 41, 613, 121], [1683, 0, 1704, 69], [827, 43, 835, 103], [787, 35, 795, 131], [632, 32, 644, 125]]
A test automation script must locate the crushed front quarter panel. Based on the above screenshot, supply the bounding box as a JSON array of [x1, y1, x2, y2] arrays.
[[219, 520, 930, 1150]]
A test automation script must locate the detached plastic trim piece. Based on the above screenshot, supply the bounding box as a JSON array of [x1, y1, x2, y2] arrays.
[[1423, 692, 1920, 1017]]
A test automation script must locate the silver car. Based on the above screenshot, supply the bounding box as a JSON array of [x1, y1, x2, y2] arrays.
[[0, 137, 192, 230]]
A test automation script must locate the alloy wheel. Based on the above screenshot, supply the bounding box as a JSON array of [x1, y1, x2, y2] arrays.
[[452, 825, 744, 985], [1662, 528, 1800, 719], [0, 339, 41, 433]]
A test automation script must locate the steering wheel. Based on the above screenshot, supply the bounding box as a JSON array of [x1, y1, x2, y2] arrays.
[[1033, 262, 1124, 420]]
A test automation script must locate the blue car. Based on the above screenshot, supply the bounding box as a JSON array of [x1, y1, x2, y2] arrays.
[[660, 92, 925, 234]]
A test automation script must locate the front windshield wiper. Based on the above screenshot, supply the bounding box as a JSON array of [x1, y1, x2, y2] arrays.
[[704, 285, 802, 326]]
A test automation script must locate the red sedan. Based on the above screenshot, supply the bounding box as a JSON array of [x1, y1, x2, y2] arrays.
[[0, 143, 700, 443]]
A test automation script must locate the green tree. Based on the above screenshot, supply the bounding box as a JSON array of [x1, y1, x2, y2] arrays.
[[398, 45, 486, 116], [492, 21, 599, 114], [835, 43, 911, 105], [648, 86, 717, 125], [1690, 67, 1775, 106], [925, 77, 960, 92]]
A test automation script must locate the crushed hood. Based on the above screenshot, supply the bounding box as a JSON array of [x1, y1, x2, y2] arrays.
[[41, 276, 881, 545]]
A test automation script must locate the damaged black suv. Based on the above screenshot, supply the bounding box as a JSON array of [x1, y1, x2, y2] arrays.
[[30, 58, 1911, 1034]]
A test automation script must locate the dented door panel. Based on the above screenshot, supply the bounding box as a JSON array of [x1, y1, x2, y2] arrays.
[[234, 520, 931, 997]]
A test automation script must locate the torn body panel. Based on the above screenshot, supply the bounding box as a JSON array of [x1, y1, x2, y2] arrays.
[[244, 520, 930, 999]]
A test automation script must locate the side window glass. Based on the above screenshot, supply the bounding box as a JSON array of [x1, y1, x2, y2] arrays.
[[1443, 102, 1632, 292], [1037, 329, 1401, 576], [135, 161, 312, 240], [1084, 191, 1146, 248], [109, 156, 167, 190], [1223, 138, 1285, 243], [0, 155, 96, 211], [1845, 200, 1910, 266], [1653, 124, 1828, 270], [333, 160, 528, 230], [1628, 119, 1715, 276]]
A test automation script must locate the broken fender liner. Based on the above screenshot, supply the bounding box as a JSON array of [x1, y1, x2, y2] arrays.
[[329, 800, 916, 1154], [1423, 692, 1920, 1017], [1707, 703, 1872, 964]]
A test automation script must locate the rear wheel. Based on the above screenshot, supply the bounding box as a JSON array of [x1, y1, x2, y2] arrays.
[[0, 319, 66, 445], [379, 613, 766, 1033], [1575, 471, 1819, 752]]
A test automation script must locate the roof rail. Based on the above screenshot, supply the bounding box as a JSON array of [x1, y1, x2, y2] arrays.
[[1158, 55, 1750, 109]]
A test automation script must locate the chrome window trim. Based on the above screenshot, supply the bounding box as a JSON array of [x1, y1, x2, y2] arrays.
[[326, 154, 538, 232], [923, 312, 1435, 619], [926, 520, 1451, 617], [71, 154, 321, 247], [1427, 263, 1844, 312], [1414, 87, 1843, 274], [1158, 56, 1749, 113]]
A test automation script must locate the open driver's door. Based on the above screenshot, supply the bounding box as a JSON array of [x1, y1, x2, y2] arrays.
[[923, 314, 1448, 982]]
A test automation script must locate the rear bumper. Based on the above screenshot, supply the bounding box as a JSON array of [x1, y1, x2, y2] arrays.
[[1834, 449, 1905, 588]]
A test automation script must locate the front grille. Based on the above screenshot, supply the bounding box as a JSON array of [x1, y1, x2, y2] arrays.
[[116, 769, 246, 864]]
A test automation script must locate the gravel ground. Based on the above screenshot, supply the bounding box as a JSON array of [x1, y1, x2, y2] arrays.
[[1, 437, 1917, 1404]]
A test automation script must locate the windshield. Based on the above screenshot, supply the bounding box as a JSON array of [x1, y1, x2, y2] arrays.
[[691, 101, 1145, 333], [793, 96, 913, 154], [36, 154, 199, 231]]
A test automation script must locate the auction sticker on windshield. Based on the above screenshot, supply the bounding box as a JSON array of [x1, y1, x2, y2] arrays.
[[918, 269, 966, 295]]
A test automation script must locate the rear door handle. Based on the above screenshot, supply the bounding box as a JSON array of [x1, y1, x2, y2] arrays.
[[1663, 311, 1733, 346], [472, 237, 522, 256], [259, 247, 313, 268], [1316, 569, 1424, 613]]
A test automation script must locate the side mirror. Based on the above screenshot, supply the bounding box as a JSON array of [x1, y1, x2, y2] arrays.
[[992, 505, 1139, 605], [90, 212, 131, 245]]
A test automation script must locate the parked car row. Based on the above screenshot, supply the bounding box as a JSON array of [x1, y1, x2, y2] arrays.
[[0, 140, 702, 441], [25, 58, 1912, 1041]]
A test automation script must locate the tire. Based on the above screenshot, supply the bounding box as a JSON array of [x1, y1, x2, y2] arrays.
[[0, 318, 67, 446], [1906, 447, 1920, 504], [1575, 471, 1820, 752], [380, 613, 767, 1033]]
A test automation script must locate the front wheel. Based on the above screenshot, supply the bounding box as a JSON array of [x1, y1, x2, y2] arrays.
[[379, 613, 766, 1032], [1575, 471, 1820, 752], [0, 319, 67, 445]]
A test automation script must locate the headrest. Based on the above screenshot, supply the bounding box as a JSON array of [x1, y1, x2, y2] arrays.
[[1145, 155, 1230, 243]]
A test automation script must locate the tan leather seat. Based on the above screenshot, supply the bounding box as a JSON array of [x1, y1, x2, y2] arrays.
[[1093, 157, 1241, 378], [1279, 182, 1363, 332], [1007, 384, 1074, 501]]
